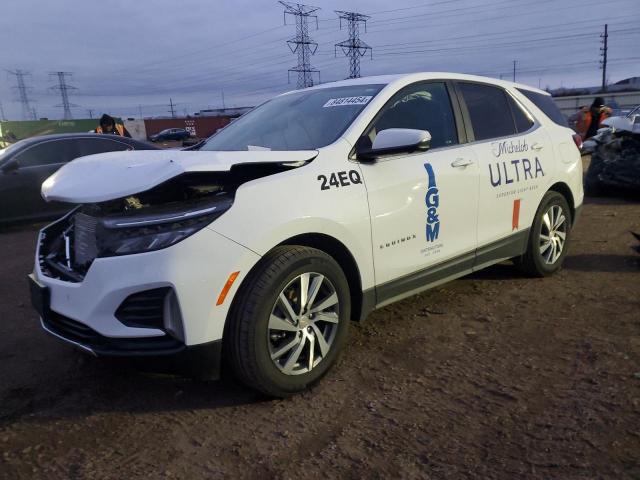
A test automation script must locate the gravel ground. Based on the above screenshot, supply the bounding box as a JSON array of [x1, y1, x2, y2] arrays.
[[0, 192, 639, 479]]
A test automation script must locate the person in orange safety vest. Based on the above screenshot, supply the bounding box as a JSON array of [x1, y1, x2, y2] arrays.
[[576, 97, 611, 140], [94, 113, 131, 137]]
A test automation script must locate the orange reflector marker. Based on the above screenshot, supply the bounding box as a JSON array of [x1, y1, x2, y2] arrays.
[[216, 271, 240, 306], [512, 198, 521, 231]]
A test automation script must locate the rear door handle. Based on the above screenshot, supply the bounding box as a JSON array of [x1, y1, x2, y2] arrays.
[[531, 143, 544, 151], [451, 158, 474, 168]]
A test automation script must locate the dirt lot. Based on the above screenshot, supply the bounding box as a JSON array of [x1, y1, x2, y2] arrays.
[[1, 191, 639, 479]]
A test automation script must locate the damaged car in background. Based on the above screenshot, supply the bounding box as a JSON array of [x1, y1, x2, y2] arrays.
[[584, 106, 640, 196], [28, 73, 584, 397]]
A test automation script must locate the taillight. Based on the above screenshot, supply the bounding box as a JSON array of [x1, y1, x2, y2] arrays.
[[572, 133, 583, 151]]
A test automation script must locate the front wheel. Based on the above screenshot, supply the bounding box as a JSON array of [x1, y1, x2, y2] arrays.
[[225, 246, 350, 397], [519, 191, 572, 277]]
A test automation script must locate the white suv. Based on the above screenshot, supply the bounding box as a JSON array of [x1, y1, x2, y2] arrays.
[[29, 73, 583, 396]]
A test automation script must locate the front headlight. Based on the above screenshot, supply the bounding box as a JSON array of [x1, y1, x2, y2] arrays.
[[96, 199, 232, 257]]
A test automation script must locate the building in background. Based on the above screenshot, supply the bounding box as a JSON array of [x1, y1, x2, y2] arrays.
[[0, 119, 101, 147], [551, 76, 640, 116], [0, 105, 253, 147]]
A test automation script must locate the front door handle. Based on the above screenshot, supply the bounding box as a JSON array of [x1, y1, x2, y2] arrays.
[[531, 143, 544, 151], [451, 158, 474, 168]]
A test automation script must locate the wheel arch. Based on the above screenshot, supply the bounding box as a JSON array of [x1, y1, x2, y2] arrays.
[[277, 233, 367, 323], [548, 181, 576, 225]]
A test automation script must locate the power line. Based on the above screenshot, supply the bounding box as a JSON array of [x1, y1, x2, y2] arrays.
[[370, 15, 636, 50], [49, 72, 78, 120], [334, 11, 372, 79], [75, 3, 636, 96], [372, 29, 637, 57], [600, 23, 609, 92], [7, 69, 36, 120], [365, 0, 630, 35], [110, 25, 287, 75], [472, 56, 637, 79], [280, 1, 321, 88], [73, 22, 637, 100]]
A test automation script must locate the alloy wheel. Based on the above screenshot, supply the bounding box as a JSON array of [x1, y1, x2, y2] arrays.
[[267, 272, 340, 376], [539, 204, 567, 265]]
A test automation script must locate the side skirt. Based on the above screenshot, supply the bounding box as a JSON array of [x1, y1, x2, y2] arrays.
[[364, 228, 530, 315]]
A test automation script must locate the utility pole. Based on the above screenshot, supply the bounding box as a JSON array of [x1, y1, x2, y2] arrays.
[[280, 1, 320, 88], [0, 101, 6, 121], [512, 60, 517, 82], [600, 23, 608, 92], [49, 72, 77, 120], [168, 98, 176, 118], [335, 11, 372, 79], [7, 70, 36, 120], [221, 89, 226, 109], [138, 104, 144, 120], [86, 108, 94, 119]]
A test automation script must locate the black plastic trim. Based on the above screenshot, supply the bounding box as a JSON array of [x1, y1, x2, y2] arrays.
[[376, 251, 475, 307], [474, 229, 530, 269], [358, 288, 377, 322], [372, 230, 530, 310], [115, 287, 170, 330], [43, 310, 185, 357]]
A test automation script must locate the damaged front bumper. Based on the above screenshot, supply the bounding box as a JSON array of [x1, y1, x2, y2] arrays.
[[30, 212, 260, 366]]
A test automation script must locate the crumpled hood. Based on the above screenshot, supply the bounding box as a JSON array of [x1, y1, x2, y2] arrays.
[[42, 149, 318, 203]]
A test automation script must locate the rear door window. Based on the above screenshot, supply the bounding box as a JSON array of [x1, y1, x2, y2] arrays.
[[507, 95, 534, 133], [517, 89, 568, 127], [15, 140, 79, 168], [77, 138, 132, 156], [457, 82, 516, 141]]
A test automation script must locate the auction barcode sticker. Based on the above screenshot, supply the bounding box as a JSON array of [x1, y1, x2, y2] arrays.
[[323, 96, 373, 107]]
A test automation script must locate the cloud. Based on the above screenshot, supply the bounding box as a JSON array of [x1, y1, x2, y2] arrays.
[[0, 0, 636, 119]]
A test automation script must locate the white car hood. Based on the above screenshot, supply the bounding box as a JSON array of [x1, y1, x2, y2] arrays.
[[42, 149, 318, 203]]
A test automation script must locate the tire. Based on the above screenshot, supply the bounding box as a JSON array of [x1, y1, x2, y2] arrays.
[[225, 246, 351, 397], [519, 191, 572, 277]]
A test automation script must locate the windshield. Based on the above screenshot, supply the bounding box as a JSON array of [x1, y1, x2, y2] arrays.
[[201, 84, 384, 151]]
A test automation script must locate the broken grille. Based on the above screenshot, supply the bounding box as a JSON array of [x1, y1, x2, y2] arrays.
[[73, 212, 99, 267]]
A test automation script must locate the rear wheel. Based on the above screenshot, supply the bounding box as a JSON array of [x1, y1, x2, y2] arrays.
[[225, 246, 350, 397], [519, 191, 572, 277]]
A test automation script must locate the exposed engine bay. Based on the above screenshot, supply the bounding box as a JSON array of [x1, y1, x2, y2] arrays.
[[38, 162, 305, 282]]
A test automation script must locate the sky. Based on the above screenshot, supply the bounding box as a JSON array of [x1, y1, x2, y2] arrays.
[[0, 0, 638, 120]]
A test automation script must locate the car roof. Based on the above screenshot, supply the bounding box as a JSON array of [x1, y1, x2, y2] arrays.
[[283, 72, 550, 97], [1, 133, 158, 157], [17, 133, 134, 144]]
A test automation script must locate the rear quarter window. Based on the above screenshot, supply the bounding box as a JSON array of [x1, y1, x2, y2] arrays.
[[517, 89, 568, 127]]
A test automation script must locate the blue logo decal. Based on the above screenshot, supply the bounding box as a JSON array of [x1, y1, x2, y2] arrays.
[[424, 163, 440, 242]]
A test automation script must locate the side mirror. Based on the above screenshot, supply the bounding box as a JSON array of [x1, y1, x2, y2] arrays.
[[1, 159, 18, 174], [356, 128, 431, 161]]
